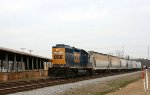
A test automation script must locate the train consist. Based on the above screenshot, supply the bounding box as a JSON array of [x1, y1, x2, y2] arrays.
[[49, 44, 141, 77]]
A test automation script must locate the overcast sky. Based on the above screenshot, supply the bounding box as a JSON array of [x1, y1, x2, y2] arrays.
[[0, 0, 150, 59]]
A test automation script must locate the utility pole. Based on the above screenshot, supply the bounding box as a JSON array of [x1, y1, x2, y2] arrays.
[[122, 46, 124, 58], [148, 46, 149, 60]]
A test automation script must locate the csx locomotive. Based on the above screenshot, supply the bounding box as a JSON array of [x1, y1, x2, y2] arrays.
[[49, 44, 89, 77], [49, 44, 141, 77]]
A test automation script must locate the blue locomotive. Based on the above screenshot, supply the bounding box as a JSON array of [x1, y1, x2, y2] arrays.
[[49, 44, 89, 77]]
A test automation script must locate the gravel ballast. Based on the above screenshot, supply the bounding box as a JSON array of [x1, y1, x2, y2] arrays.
[[9, 72, 141, 95]]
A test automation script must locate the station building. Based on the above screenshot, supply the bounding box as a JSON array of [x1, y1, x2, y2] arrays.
[[0, 47, 51, 82]]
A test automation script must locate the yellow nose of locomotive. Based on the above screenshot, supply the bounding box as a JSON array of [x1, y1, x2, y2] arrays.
[[52, 48, 66, 65]]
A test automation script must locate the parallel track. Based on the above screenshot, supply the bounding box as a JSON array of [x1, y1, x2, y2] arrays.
[[0, 72, 135, 95]]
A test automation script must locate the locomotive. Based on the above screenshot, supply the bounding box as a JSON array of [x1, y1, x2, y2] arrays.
[[49, 44, 141, 77], [49, 44, 89, 77]]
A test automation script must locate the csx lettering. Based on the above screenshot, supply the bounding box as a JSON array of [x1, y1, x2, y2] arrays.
[[54, 55, 63, 59]]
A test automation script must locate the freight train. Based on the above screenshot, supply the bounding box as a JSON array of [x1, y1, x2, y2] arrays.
[[49, 44, 141, 77]]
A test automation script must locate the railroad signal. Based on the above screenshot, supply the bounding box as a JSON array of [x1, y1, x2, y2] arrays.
[[142, 66, 149, 92]]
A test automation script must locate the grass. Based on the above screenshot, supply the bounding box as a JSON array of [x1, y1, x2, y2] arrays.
[[95, 76, 140, 95]]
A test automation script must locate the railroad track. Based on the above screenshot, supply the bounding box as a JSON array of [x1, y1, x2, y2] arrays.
[[0, 72, 134, 95]]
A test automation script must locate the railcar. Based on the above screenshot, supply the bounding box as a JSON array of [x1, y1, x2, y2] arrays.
[[88, 51, 110, 69], [88, 51, 110, 73], [127, 60, 133, 70], [134, 61, 141, 70], [120, 58, 128, 71], [137, 62, 142, 69], [109, 56, 120, 72], [132, 61, 137, 70]]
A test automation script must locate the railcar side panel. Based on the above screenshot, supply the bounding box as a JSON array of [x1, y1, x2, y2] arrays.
[[127, 60, 133, 69], [120, 59, 127, 69], [137, 62, 142, 69], [110, 56, 120, 69], [89, 52, 110, 70], [132, 61, 137, 69]]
